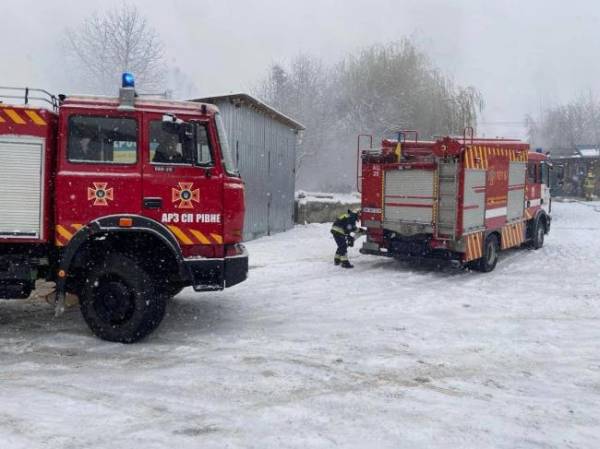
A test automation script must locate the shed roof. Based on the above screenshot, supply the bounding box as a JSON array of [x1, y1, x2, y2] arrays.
[[576, 146, 600, 158], [191, 93, 305, 131]]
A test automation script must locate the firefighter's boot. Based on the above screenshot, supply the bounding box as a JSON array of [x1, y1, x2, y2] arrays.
[[341, 260, 354, 269], [334, 255, 341, 266]]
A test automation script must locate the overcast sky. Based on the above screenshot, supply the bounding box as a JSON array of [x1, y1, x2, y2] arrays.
[[3, 0, 600, 138]]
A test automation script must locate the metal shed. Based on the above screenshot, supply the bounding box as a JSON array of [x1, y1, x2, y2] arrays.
[[192, 93, 304, 240]]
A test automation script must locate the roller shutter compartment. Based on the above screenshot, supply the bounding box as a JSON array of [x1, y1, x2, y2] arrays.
[[0, 137, 44, 239]]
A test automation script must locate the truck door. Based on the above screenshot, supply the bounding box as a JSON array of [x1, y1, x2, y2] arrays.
[[507, 160, 526, 221], [141, 114, 223, 256], [55, 112, 142, 247], [540, 161, 551, 213]]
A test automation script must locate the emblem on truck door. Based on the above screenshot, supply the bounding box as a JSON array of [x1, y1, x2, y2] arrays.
[[172, 182, 200, 209], [87, 182, 114, 206]]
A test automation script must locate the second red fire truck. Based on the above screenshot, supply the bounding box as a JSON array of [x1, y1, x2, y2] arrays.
[[358, 130, 552, 271], [0, 74, 248, 342]]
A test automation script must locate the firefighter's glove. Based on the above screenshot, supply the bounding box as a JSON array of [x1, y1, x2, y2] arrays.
[[347, 235, 355, 247]]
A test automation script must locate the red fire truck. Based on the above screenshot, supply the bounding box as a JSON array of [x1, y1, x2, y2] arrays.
[[0, 74, 248, 342], [358, 130, 551, 271]]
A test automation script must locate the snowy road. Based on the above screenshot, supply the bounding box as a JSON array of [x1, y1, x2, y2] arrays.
[[1, 201, 599, 448]]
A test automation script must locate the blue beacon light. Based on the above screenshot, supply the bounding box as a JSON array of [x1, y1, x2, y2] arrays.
[[122, 72, 135, 88]]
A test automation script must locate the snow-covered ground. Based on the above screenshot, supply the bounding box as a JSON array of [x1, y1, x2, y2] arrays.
[[1, 201, 599, 449]]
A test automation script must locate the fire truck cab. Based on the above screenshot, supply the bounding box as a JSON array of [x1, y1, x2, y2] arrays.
[[358, 132, 552, 272], [0, 75, 248, 342]]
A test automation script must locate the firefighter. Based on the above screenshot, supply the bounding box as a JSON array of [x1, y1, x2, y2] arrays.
[[331, 209, 365, 269], [583, 170, 596, 201], [70, 135, 100, 161], [154, 133, 183, 163]]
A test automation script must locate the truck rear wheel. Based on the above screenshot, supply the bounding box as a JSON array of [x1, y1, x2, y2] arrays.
[[79, 254, 167, 343], [475, 234, 499, 273]]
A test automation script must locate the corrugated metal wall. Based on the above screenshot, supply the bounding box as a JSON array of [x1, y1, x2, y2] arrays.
[[214, 100, 298, 240]]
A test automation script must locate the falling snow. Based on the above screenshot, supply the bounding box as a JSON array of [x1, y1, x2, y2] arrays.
[[0, 201, 599, 448]]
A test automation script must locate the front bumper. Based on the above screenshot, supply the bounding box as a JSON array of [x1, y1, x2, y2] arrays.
[[184, 244, 249, 292]]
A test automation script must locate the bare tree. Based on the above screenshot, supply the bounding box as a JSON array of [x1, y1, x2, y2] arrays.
[[257, 56, 331, 176], [165, 66, 197, 100], [527, 92, 600, 155], [64, 2, 166, 95], [256, 39, 484, 192]]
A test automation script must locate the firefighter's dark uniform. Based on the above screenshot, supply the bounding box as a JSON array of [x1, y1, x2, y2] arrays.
[[331, 210, 364, 268]]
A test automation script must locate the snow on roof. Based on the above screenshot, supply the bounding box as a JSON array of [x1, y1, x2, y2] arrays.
[[64, 94, 217, 111], [191, 93, 305, 131], [296, 191, 360, 205], [576, 147, 600, 158]]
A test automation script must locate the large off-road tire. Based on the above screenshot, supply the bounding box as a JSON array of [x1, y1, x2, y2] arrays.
[[530, 219, 545, 250], [474, 234, 499, 273], [80, 254, 167, 343]]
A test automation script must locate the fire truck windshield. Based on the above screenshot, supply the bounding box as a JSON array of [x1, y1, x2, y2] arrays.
[[215, 112, 238, 176]]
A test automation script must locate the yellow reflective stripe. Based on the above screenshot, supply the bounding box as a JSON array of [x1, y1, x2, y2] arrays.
[[24, 110, 47, 126], [3, 109, 26, 124], [189, 229, 211, 245], [0, 114, 5, 123], [210, 233, 223, 244], [331, 226, 345, 234], [339, 256, 349, 261], [395, 142, 402, 159], [56, 225, 73, 241], [168, 225, 194, 245], [467, 235, 474, 259], [71, 223, 83, 231]]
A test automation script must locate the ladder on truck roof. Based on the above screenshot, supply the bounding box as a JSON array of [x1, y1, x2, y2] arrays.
[[0, 86, 58, 111]]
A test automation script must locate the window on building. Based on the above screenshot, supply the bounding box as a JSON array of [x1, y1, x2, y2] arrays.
[[68, 116, 138, 164]]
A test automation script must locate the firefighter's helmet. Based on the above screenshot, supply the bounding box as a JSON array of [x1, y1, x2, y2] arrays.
[[348, 208, 361, 221]]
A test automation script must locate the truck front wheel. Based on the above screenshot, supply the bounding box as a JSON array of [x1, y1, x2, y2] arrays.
[[531, 220, 545, 249], [79, 254, 167, 343], [475, 234, 499, 273]]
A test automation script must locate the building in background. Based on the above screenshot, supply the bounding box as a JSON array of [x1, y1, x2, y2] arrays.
[[193, 93, 304, 240], [550, 145, 600, 197]]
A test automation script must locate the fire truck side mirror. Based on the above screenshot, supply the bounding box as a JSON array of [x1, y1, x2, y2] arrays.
[[183, 123, 194, 139]]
